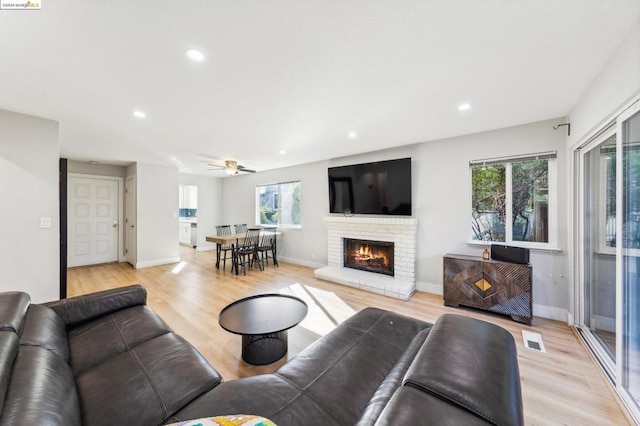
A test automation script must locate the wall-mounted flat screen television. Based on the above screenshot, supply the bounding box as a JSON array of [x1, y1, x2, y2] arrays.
[[328, 157, 412, 216]]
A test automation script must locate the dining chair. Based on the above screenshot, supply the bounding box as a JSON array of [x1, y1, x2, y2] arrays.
[[234, 228, 262, 275], [257, 227, 278, 268], [215, 225, 235, 271], [234, 224, 247, 234]]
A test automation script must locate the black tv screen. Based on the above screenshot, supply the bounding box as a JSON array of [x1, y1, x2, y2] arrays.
[[328, 158, 412, 216]]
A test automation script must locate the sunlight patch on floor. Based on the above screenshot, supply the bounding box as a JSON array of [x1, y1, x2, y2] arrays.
[[171, 262, 187, 274], [280, 283, 356, 337]]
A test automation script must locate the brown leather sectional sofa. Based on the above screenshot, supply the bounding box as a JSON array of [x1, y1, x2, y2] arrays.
[[0, 284, 523, 425]]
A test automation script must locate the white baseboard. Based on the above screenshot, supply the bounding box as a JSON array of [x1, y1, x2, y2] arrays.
[[417, 281, 443, 295], [566, 311, 574, 326], [532, 304, 568, 322], [135, 257, 180, 269], [278, 256, 326, 269]]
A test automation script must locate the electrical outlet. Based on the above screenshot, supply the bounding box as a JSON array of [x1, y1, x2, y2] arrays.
[[40, 217, 52, 229]]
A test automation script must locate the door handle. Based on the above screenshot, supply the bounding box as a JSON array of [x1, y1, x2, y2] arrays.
[[130, 225, 135, 228], [112, 221, 118, 228]]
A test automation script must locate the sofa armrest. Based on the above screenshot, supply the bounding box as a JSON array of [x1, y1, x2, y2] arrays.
[[401, 314, 523, 426], [0, 292, 30, 334], [43, 284, 147, 328]]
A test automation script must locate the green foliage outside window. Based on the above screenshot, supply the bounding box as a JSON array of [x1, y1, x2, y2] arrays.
[[257, 181, 301, 226], [512, 160, 548, 242], [472, 164, 506, 241], [260, 206, 278, 225], [471, 159, 549, 243]]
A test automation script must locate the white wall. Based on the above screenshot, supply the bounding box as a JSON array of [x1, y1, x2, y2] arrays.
[[221, 118, 569, 319], [569, 21, 640, 147], [566, 20, 640, 323], [134, 163, 180, 268], [179, 173, 223, 251], [0, 109, 60, 303]]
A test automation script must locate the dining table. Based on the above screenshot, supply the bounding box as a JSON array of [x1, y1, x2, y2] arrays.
[[206, 229, 281, 274]]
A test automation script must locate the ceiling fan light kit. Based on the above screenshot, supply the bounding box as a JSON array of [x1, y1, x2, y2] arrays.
[[208, 160, 256, 175], [225, 160, 238, 175]]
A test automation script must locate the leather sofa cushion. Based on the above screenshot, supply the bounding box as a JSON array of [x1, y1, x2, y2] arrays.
[[20, 304, 69, 361], [0, 292, 29, 334], [76, 332, 222, 426], [172, 308, 432, 425], [376, 385, 492, 425], [170, 374, 339, 425], [355, 326, 432, 425], [274, 308, 431, 425], [68, 305, 172, 375], [401, 314, 523, 426], [45, 284, 147, 328], [0, 332, 18, 414], [0, 345, 80, 426]]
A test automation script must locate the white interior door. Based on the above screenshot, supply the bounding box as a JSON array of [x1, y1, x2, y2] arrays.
[[125, 175, 137, 266], [68, 176, 119, 267]]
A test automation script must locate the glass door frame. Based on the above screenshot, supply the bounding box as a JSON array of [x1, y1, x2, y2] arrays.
[[615, 100, 640, 421], [575, 124, 617, 380], [574, 97, 640, 424]]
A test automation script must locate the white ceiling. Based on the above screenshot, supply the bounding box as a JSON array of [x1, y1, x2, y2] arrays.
[[1, 1, 638, 176]]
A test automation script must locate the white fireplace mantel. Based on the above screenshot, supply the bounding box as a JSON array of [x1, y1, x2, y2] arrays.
[[314, 216, 417, 300]]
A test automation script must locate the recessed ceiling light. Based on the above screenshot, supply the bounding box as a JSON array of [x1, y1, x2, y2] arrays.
[[132, 110, 146, 119], [280, 150, 286, 155], [186, 49, 205, 62], [348, 131, 357, 138], [89, 160, 99, 165], [458, 103, 472, 111]]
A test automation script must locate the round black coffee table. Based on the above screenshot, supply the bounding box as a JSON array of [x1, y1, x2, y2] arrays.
[[218, 294, 308, 365]]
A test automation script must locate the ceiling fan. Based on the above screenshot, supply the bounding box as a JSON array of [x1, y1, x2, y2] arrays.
[[208, 160, 256, 176]]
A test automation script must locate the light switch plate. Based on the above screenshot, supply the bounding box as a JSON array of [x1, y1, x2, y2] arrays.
[[40, 217, 52, 229]]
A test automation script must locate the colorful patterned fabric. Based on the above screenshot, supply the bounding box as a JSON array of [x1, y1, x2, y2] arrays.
[[169, 414, 276, 426]]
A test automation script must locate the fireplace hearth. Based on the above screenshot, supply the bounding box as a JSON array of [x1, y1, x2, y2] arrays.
[[343, 238, 394, 277], [315, 216, 417, 300]]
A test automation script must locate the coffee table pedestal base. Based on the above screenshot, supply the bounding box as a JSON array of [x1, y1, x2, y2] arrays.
[[242, 331, 288, 365]]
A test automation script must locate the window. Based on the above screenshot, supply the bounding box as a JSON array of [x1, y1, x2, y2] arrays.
[[586, 130, 640, 252], [470, 152, 556, 247], [597, 134, 617, 250], [256, 181, 301, 227]]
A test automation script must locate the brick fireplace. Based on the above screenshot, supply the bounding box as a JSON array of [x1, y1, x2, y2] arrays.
[[314, 216, 417, 300]]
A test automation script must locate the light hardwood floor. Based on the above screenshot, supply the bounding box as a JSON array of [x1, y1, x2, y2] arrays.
[[67, 246, 633, 425]]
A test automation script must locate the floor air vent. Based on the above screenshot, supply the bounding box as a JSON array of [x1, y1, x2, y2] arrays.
[[522, 330, 546, 353]]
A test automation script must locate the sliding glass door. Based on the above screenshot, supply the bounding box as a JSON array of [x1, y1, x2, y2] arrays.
[[621, 106, 640, 411], [579, 127, 617, 377], [576, 100, 640, 422]]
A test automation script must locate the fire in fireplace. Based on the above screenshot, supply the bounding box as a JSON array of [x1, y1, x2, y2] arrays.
[[343, 238, 394, 277]]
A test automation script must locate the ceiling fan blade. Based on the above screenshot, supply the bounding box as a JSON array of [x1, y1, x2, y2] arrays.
[[206, 160, 255, 174], [237, 165, 256, 173]]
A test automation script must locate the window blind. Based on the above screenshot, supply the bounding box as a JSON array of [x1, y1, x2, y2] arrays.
[[469, 151, 557, 167]]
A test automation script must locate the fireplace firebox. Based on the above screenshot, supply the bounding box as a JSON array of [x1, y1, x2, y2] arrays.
[[343, 238, 394, 277]]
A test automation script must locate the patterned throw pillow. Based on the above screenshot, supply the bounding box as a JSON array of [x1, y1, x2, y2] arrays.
[[170, 414, 276, 426]]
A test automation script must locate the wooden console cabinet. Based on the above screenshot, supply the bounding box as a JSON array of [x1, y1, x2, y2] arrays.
[[443, 253, 532, 325]]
